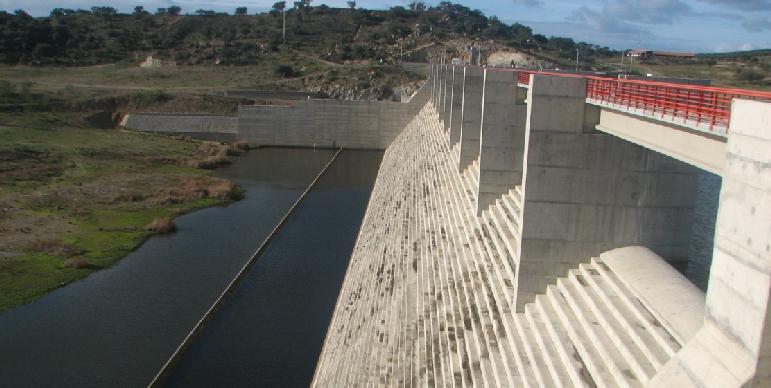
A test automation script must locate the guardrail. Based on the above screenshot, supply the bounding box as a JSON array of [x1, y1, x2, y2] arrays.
[[515, 69, 771, 135]]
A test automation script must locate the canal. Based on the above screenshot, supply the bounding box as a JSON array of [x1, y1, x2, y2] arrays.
[[0, 148, 381, 387]]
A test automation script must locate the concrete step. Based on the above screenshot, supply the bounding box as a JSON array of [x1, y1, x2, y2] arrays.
[[535, 293, 592, 387], [513, 313, 556, 387], [546, 283, 616, 388], [575, 263, 661, 383], [525, 303, 573, 387], [590, 258, 681, 357], [577, 263, 669, 368], [558, 275, 639, 387]]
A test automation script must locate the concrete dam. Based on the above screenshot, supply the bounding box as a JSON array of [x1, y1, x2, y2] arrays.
[[124, 64, 771, 387]]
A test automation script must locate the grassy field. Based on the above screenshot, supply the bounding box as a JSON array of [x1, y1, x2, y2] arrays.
[[0, 112, 245, 313], [630, 62, 771, 91], [0, 54, 332, 99]]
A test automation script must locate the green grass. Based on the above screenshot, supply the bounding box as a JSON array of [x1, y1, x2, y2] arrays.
[[0, 117, 241, 313], [0, 54, 332, 99]]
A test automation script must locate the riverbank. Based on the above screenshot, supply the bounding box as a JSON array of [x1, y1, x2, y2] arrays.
[[0, 112, 246, 313]]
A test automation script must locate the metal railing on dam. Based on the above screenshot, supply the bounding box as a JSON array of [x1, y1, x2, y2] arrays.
[[511, 69, 771, 135]]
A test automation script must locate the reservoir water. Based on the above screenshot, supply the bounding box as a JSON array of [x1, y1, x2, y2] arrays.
[[164, 150, 382, 387], [0, 148, 382, 387]]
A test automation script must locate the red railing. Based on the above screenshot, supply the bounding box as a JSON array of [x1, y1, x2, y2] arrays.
[[515, 70, 771, 134], [517, 71, 530, 86]]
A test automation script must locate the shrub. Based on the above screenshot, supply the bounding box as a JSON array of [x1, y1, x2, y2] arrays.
[[274, 64, 298, 77], [146, 217, 176, 234], [736, 68, 765, 82], [63, 257, 93, 269]]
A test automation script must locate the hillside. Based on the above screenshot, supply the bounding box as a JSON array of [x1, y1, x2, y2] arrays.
[[0, 3, 617, 67], [0, 2, 768, 93]]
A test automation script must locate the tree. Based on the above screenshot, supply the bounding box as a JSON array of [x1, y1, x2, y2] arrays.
[[533, 34, 548, 46], [274, 64, 297, 77], [409, 1, 426, 12], [195, 9, 216, 16], [347, 1, 356, 9], [156, 8, 167, 15], [91, 6, 117, 17], [167, 6, 182, 16], [133, 6, 146, 16], [272, 1, 286, 12], [235, 7, 247, 15]]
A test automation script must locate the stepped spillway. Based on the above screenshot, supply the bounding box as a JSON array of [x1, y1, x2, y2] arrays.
[[312, 103, 695, 387]]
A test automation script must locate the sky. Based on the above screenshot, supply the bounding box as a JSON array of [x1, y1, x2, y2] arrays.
[[1, 0, 769, 53]]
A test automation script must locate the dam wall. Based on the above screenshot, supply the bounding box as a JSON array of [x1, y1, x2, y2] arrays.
[[314, 65, 771, 387], [312, 101, 703, 387], [237, 81, 431, 149]]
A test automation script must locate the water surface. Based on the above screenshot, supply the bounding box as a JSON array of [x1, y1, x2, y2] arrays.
[[164, 150, 383, 388], [0, 148, 335, 387]]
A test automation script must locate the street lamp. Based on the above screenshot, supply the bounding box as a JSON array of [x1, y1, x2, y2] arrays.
[[575, 48, 579, 71]]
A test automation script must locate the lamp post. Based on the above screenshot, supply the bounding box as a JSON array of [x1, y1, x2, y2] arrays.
[[575, 48, 579, 71]]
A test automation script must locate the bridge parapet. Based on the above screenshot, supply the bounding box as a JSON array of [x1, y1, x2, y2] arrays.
[[516, 69, 771, 136]]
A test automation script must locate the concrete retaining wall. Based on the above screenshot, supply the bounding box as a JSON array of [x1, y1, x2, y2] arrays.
[[220, 90, 324, 100], [238, 80, 430, 149], [121, 113, 238, 139]]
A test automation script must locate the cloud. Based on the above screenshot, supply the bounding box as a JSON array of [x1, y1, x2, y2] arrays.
[[512, 0, 543, 7], [743, 16, 771, 31], [567, 0, 695, 35], [604, 0, 692, 24], [697, 0, 771, 11], [570, 6, 643, 33]]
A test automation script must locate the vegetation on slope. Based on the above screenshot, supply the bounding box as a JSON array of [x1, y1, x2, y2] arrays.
[[0, 2, 617, 67], [0, 109, 246, 313]]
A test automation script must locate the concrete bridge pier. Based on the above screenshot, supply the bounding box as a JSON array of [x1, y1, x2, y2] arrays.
[[443, 66, 454, 130], [457, 66, 484, 172], [433, 63, 441, 109], [430, 63, 436, 107], [514, 74, 700, 310], [476, 69, 526, 215], [439, 65, 448, 124], [448, 66, 464, 145], [648, 99, 771, 387]]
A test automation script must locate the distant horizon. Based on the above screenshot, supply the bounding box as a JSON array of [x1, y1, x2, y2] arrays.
[[1, 0, 769, 53]]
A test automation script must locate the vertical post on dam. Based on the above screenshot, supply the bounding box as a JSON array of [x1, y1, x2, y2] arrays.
[[448, 65, 464, 147], [438, 64, 448, 123], [477, 69, 525, 215], [458, 66, 484, 172], [704, 100, 771, 387], [442, 65, 455, 131]]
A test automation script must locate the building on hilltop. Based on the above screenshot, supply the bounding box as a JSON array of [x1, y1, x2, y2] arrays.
[[626, 48, 696, 59]]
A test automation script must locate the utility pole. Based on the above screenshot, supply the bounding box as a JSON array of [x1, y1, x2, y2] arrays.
[[282, 9, 286, 43], [575, 48, 579, 71]]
